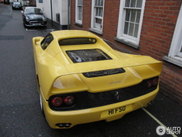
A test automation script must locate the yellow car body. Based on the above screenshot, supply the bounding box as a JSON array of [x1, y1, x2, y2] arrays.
[[32, 30, 162, 129]]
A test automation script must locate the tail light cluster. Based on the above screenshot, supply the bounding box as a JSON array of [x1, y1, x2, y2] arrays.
[[49, 95, 75, 110], [146, 77, 159, 88]]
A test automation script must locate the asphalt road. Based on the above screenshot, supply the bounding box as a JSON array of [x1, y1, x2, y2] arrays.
[[0, 4, 182, 137]]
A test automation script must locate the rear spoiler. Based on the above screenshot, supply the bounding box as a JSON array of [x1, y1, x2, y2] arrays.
[[43, 56, 162, 99]]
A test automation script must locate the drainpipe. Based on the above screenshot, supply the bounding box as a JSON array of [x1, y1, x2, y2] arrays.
[[50, 0, 53, 26], [67, 0, 70, 29]]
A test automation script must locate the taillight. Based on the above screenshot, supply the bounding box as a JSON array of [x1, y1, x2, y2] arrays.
[[147, 77, 159, 88], [50, 95, 75, 109], [152, 78, 158, 86], [64, 96, 75, 106], [51, 97, 63, 107]]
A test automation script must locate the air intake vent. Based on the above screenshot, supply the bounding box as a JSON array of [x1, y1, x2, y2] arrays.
[[83, 68, 125, 78]]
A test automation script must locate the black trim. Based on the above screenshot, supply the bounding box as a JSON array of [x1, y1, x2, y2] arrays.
[[66, 49, 112, 63], [83, 68, 125, 78], [48, 77, 159, 111]]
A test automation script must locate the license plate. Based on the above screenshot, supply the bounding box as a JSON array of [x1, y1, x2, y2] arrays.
[[33, 23, 41, 25], [107, 106, 126, 116]]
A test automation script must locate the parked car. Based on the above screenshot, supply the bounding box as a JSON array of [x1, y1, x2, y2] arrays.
[[12, 2, 22, 10], [22, 7, 47, 28], [32, 30, 162, 129]]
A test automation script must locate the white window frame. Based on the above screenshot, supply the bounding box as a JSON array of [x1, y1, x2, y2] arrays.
[[117, 0, 146, 48], [168, 4, 182, 61], [91, 0, 105, 34], [75, 0, 83, 24]]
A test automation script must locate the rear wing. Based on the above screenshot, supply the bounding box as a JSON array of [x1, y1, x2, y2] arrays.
[[40, 55, 162, 99]]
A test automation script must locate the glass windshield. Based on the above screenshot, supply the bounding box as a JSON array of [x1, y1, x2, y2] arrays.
[[66, 49, 112, 63], [25, 8, 43, 15], [59, 38, 97, 45], [13, 2, 20, 5]]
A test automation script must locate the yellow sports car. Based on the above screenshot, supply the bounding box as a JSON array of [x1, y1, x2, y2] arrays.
[[32, 30, 162, 129]]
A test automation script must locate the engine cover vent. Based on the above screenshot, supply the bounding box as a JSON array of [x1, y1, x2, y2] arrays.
[[83, 68, 125, 78]]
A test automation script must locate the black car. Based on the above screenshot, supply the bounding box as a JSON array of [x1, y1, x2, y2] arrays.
[[22, 7, 47, 28], [12, 2, 22, 10]]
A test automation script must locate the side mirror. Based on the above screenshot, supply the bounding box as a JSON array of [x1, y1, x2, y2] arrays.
[[21, 10, 24, 14], [32, 37, 44, 46]]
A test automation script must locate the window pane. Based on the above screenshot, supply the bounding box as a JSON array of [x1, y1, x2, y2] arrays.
[[130, 10, 136, 22], [134, 24, 139, 37], [95, 7, 103, 17], [95, 0, 98, 6], [125, 0, 130, 7], [100, 8, 103, 16], [96, 8, 99, 16], [95, 18, 102, 24], [129, 23, 134, 36], [136, 0, 142, 8], [95, 0, 103, 6], [99, 8, 102, 16], [78, 7, 82, 20], [124, 22, 129, 34], [66, 49, 111, 63], [59, 38, 97, 45], [136, 10, 141, 23], [130, 0, 136, 7], [100, 0, 103, 6], [78, 0, 82, 5], [125, 9, 130, 21]]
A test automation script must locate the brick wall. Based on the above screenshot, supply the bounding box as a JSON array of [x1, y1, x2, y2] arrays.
[[140, 0, 182, 104], [141, 0, 181, 60], [70, 0, 182, 104]]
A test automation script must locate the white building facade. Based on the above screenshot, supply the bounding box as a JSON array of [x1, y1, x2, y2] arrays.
[[36, 0, 70, 29]]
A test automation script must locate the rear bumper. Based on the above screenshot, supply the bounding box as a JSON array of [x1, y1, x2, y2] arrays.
[[12, 6, 22, 9], [43, 87, 159, 129], [24, 21, 47, 27]]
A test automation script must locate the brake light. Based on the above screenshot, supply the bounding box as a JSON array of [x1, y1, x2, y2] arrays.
[[147, 77, 159, 88], [152, 78, 158, 86], [50, 95, 75, 109], [51, 97, 63, 107], [64, 96, 75, 106]]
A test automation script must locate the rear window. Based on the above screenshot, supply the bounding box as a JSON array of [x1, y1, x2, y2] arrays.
[[59, 38, 97, 46], [66, 49, 112, 63], [25, 8, 43, 15]]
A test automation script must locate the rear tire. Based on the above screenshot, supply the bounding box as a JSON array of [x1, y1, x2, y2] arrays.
[[39, 93, 45, 117], [37, 75, 45, 117]]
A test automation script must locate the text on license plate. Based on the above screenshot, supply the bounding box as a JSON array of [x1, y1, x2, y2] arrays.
[[108, 106, 126, 115]]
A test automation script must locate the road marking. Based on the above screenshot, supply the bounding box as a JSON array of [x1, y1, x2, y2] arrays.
[[142, 108, 178, 137]]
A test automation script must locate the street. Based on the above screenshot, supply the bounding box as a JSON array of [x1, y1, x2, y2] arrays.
[[0, 4, 182, 137]]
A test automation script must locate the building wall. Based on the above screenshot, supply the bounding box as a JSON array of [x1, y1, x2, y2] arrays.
[[70, 0, 182, 103], [36, 0, 51, 19], [29, 0, 36, 6], [36, 0, 69, 26]]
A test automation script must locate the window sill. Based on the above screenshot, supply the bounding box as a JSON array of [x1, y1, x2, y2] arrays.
[[89, 28, 103, 35], [75, 22, 83, 27], [163, 56, 182, 67], [115, 37, 139, 49]]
